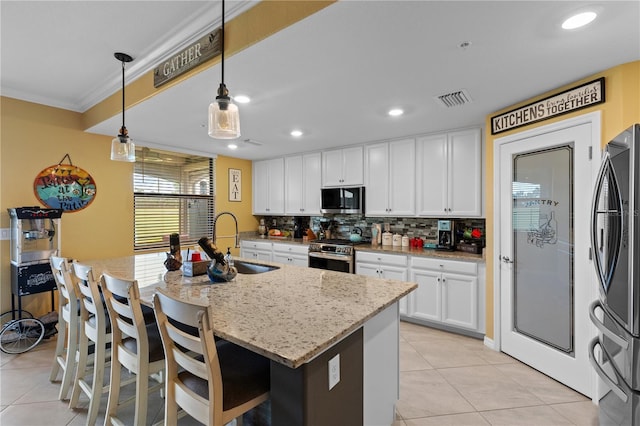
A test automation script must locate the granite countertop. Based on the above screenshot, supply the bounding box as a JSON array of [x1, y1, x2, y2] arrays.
[[81, 253, 416, 369], [241, 235, 485, 262]]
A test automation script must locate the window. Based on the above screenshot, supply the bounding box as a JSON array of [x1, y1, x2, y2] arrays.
[[134, 147, 214, 251]]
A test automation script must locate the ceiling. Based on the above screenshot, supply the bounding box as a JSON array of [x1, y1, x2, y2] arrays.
[[2, 1, 639, 161]]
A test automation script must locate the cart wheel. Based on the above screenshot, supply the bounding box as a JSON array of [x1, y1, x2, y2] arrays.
[[0, 318, 45, 354], [0, 310, 34, 329]]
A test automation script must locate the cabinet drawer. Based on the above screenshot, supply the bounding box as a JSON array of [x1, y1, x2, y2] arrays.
[[410, 256, 477, 275], [272, 242, 308, 256], [356, 251, 407, 267], [241, 241, 272, 251]]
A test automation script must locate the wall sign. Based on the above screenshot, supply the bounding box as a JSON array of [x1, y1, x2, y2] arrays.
[[491, 77, 605, 135], [229, 168, 241, 202], [33, 154, 97, 212], [153, 28, 222, 88]]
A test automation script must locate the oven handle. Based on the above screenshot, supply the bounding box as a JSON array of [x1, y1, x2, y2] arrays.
[[588, 336, 629, 403], [589, 300, 629, 350], [308, 251, 353, 262]]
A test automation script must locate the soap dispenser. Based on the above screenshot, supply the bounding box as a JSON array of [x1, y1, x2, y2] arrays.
[[224, 247, 234, 267]]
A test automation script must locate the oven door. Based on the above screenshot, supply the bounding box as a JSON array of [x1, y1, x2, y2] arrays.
[[308, 252, 353, 274]]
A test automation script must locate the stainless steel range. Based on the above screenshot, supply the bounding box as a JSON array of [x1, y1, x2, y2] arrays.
[[308, 239, 363, 274]]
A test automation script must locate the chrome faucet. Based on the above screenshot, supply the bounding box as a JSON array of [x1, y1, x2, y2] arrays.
[[212, 211, 240, 248]]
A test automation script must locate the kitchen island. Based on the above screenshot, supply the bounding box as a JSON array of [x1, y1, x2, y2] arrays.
[[82, 252, 416, 426]]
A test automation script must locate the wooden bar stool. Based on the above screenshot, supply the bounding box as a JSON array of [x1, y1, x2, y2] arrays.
[[101, 272, 165, 426], [153, 288, 270, 426], [69, 262, 112, 425], [49, 256, 79, 401]]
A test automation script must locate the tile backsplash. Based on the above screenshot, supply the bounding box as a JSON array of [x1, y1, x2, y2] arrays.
[[259, 215, 485, 244]]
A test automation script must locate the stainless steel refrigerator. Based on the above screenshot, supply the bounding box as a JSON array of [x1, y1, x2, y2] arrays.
[[589, 123, 640, 425]]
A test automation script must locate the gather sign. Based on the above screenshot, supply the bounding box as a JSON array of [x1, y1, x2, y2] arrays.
[[491, 77, 605, 135], [153, 28, 222, 88]]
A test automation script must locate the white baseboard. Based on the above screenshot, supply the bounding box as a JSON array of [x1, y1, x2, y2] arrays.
[[483, 336, 497, 351]]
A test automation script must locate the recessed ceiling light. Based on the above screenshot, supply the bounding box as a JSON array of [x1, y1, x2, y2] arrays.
[[388, 108, 404, 117], [290, 130, 303, 137], [234, 95, 251, 104], [227, 143, 238, 149], [562, 11, 597, 30]]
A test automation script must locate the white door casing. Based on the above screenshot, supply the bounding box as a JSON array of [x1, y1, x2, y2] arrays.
[[493, 112, 601, 399]]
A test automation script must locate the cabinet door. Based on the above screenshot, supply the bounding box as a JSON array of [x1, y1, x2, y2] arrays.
[[416, 134, 448, 216], [285, 155, 304, 214], [388, 138, 415, 216], [290, 255, 309, 267], [256, 250, 272, 262], [253, 160, 270, 214], [268, 158, 285, 215], [272, 252, 290, 264], [448, 129, 482, 216], [380, 265, 407, 282], [410, 269, 442, 322], [322, 149, 344, 187], [302, 153, 321, 215], [341, 146, 364, 185], [365, 143, 389, 216], [355, 262, 380, 278], [441, 272, 478, 330]]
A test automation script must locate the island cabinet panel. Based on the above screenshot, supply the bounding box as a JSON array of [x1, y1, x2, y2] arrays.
[[271, 328, 363, 426]]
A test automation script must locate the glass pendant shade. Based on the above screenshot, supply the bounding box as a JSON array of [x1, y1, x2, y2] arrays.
[[110, 134, 135, 162], [208, 98, 241, 139]]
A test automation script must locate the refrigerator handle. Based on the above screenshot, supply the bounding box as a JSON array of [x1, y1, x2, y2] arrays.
[[589, 300, 629, 350], [588, 337, 629, 403]]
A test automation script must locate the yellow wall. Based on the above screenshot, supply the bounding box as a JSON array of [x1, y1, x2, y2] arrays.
[[483, 60, 640, 340], [0, 97, 134, 315], [0, 98, 255, 316], [214, 155, 257, 257]]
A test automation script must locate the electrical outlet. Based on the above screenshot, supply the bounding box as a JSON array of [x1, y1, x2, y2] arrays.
[[328, 354, 340, 390], [0, 228, 10, 241]]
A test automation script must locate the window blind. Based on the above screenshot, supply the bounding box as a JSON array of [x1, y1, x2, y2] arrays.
[[134, 148, 214, 251]]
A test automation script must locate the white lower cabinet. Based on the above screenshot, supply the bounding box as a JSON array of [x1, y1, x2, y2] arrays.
[[409, 257, 479, 331], [272, 242, 308, 267], [355, 251, 409, 315], [240, 241, 272, 262]]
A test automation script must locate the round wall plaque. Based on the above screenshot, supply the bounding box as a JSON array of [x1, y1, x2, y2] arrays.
[[34, 163, 97, 212]]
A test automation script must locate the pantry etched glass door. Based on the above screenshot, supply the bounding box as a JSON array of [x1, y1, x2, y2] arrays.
[[498, 119, 599, 397], [512, 146, 573, 352]]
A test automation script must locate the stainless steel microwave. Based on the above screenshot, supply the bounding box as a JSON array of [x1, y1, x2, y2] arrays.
[[321, 187, 365, 214]]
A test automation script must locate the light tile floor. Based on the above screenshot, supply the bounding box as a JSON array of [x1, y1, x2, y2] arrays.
[[0, 321, 599, 425]]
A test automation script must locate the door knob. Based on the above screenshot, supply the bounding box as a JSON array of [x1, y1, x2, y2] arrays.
[[502, 256, 514, 264]]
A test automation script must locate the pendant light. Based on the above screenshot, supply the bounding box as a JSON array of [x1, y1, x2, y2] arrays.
[[208, 0, 240, 139], [110, 52, 136, 162]]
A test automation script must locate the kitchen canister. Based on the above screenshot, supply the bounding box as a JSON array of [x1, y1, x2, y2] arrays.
[[392, 233, 402, 247], [401, 235, 410, 247], [382, 230, 393, 246]]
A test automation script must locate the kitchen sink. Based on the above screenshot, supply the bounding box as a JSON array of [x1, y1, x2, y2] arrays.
[[234, 260, 280, 275]]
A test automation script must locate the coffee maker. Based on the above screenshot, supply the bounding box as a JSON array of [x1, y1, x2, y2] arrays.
[[293, 217, 305, 239], [436, 219, 456, 251]]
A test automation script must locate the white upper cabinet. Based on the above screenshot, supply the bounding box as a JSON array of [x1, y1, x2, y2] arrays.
[[253, 158, 285, 215], [322, 146, 364, 187], [416, 128, 482, 217], [285, 153, 321, 215], [365, 139, 416, 216]]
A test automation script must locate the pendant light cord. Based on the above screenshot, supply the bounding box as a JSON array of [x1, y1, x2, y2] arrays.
[[221, 0, 225, 86], [121, 60, 126, 132]]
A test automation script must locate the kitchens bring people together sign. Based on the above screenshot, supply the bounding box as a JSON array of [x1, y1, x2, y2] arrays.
[[491, 77, 605, 135]]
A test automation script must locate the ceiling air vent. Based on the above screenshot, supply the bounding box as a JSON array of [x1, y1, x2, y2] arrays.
[[434, 89, 473, 108]]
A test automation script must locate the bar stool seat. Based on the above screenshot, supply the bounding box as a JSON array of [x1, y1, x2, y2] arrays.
[[49, 256, 79, 401], [153, 288, 270, 426]]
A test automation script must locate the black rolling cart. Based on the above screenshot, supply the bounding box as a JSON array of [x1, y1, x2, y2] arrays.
[[8, 207, 62, 319]]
